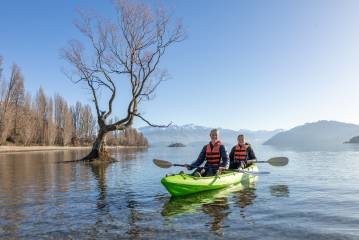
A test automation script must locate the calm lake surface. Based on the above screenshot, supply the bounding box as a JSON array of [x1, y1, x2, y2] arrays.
[[1, 144, 359, 239]]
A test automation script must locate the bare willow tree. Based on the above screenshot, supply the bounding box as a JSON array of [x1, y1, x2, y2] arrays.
[[0, 64, 25, 144], [62, 0, 185, 161], [47, 97, 56, 145], [11, 65, 25, 143], [19, 94, 37, 145]]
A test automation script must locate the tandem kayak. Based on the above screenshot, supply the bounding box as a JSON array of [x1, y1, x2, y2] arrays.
[[161, 164, 258, 197]]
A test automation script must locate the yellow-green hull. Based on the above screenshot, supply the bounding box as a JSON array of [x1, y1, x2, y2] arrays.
[[161, 165, 258, 197]]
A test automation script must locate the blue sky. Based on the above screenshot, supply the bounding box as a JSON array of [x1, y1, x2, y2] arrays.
[[1, 0, 359, 130]]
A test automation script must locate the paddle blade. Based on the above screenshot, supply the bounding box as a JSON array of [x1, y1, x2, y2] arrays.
[[153, 159, 173, 168], [267, 157, 289, 166]]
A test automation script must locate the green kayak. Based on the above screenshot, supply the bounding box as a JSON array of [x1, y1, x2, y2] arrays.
[[161, 165, 258, 197]]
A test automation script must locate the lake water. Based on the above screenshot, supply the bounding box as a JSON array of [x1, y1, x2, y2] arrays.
[[1, 144, 359, 239]]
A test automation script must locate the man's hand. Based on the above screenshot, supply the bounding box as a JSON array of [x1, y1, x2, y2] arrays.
[[216, 167, 225, 175], [184, 164, 193, 170]]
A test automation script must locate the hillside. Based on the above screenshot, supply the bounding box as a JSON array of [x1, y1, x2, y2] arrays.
[[263, 120, 359, 148], [345, 136, 359, 144]]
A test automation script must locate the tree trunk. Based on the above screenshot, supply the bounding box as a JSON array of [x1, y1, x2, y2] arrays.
[[81, 129, 110, 161]]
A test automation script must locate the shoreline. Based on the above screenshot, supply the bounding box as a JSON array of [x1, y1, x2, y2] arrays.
[[0, 145, 148, 154]]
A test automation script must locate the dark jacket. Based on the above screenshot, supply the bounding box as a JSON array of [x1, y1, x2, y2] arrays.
[[229, 143, 256, 169], [190, 142, 229, 169]]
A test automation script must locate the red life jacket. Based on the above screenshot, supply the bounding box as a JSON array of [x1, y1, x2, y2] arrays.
[[205, 141, 222, 165], [234, 144, 248, 162]]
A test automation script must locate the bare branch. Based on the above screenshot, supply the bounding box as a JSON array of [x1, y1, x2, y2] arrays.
[[132, 112, 172, 128]]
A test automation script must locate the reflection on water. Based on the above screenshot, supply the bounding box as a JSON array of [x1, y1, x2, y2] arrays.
[[203, 197, 229, 233], [162, 182, 257, 216], [162, 181, 257, 234], [235, 184, 257, 209], [1, 147, 359, 239], [234, 184, 257, 225], [111, 147, 148, 161], [90, 162, 110, 210], [0, 149, 91, 238], [90, 161, 143, 239], [127, 196, 141, 239], [270, 185, 290, 198]]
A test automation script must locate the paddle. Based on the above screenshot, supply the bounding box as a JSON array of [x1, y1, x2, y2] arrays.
[[153, 159, 271, 176], [153, 157, 288, 169], [247, 157, 289, 167], [153, 159, 187, 169]]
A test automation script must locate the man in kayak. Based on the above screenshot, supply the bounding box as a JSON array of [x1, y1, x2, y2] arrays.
[[229, 134, 256, 169], [185, 129, 229, 176]]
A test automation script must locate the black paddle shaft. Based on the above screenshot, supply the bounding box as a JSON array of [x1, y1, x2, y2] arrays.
[[173, 164, 187, 167]]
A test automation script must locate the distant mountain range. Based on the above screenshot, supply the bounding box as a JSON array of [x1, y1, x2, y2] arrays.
[[139, 124, 282, 146], [139, 121, 359, 149], [263, 120, 359, 149]]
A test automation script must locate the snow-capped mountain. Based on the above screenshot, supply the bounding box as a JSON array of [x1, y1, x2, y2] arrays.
[[139, 124, 282, 146]]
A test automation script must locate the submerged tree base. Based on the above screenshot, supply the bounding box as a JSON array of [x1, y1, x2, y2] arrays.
[[80, 148, 117, 163], [58, 147, 116, 163]]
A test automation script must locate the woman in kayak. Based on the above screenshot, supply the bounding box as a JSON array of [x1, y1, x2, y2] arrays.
[[185, 129, 229, 177], [229, 134, 256, 169]]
